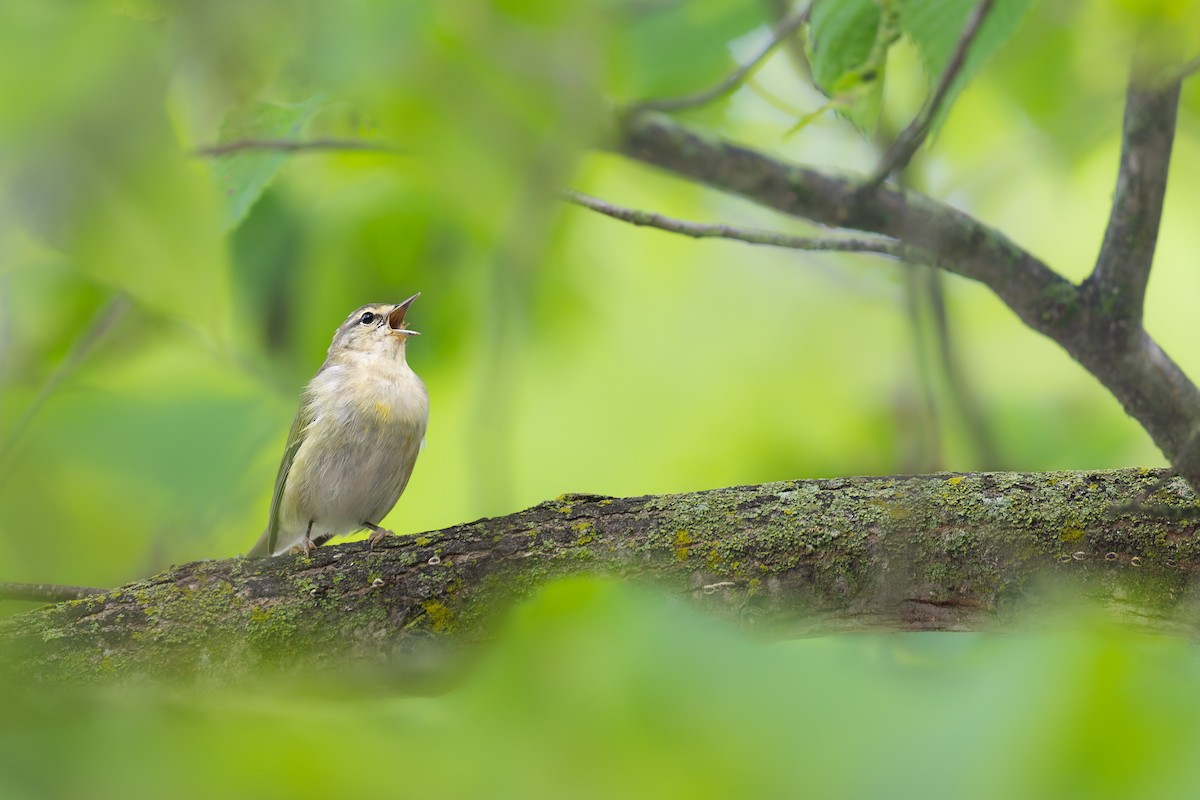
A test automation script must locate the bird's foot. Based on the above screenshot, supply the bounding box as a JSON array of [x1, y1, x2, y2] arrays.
[[364, 523, 394, 550], [289, 537, 317, 557], [288, 521, 318, 557]]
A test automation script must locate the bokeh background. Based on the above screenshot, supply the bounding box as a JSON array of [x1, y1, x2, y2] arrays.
[[4, 1, 1200, 796]]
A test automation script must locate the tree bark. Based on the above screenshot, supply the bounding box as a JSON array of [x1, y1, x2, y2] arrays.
[[5, 468, 1200, 685]]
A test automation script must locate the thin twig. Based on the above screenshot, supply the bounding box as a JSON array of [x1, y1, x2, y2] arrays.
[[1168, 53, 1200, 84], [561, 190, 918, 259], [866, 0, 996, 186], [925, 267, 1002, 467], [901, 263, 943, 473], [194, 138, 400, 157], [746, 76, 808, 118], [875, 113, 1000, 472], [763, 0, 813, 81], [0, 295, 131, 480], [0, 581, 106, 603], [634, 5, 810, 112]]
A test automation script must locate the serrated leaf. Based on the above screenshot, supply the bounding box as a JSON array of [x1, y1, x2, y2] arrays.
[[808, 0, 880, 92], [897, 0, 1033, 135], [210, 96, 328, 232], [807, 0, 894, 131]]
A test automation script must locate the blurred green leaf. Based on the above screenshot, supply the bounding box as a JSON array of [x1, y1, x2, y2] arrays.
[[6, 579, 1200, 798], [0, 3, 230, 338], [68, 150, 229, 338], [809, 0, 880, 90], [807, 0, 893, 130], [607, 0, 767, 100], [897, 0, 1034, 135], [209, 96, 329, 232], [0, 4, 129, 142]]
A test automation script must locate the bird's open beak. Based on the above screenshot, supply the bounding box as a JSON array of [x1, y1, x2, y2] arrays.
[[387, 293, 421, 336]]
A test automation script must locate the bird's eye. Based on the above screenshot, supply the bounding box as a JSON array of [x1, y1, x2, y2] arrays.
[[359, 311, 376, 326]]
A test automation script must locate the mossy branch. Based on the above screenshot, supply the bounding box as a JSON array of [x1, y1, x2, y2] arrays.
[[5, 468, 1200, 686]]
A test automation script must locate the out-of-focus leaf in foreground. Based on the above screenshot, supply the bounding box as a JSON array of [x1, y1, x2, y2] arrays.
[[0, 4, 228, 337], [209, 96, 330, 232], [4, 578, 1200, 799]]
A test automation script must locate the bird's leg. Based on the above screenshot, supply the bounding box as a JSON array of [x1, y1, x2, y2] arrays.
[[289, 520, 317, 557], [363, 521, 394, 550]]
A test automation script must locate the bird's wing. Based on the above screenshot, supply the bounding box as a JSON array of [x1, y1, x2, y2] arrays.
[[246, 398, 314, 558]]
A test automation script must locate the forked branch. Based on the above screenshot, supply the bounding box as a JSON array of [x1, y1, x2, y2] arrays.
[[612, 105, 1200, 489]]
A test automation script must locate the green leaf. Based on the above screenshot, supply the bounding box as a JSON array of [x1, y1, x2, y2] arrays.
[[807, 0, 896, 131], [210, 96, 329, 232], [608, 0, 767, 101], [808, 0, 879, 91], [897, 0, 1034, 135]]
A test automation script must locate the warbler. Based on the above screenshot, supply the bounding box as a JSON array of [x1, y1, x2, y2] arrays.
[[246, 294, 429, 558]]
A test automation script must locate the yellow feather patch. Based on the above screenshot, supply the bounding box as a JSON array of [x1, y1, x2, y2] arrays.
[[373, 401, 391, 421]]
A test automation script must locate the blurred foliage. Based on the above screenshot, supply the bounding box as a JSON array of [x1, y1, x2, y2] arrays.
[[6, 578, 1200, 799], [3, 0, 1200, 793]]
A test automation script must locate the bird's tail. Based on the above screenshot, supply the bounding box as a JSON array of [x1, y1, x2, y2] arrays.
[[245, 528, 275, 559]]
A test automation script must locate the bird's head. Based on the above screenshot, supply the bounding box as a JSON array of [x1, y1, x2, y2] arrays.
[[327, 293, 421, 359]]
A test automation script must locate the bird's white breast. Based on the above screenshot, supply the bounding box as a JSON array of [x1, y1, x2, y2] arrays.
[[281, 351, 429, 537]]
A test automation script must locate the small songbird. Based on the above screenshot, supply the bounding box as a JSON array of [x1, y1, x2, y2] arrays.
[[246, 294, 429, 558]]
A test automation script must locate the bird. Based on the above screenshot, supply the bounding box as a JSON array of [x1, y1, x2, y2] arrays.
[[246, 294, 429, 558]]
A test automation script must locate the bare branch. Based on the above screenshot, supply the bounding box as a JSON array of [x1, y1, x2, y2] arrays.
[[562, 190, 916, 258], [634, 5, 809, 113], [614, 110, 1200, 489], [194, 138, 400, 157], [0, 582, 106, 603], [617, 111, 1062, 316], [867, 0, 995, 186], [1169, 53, 1200, 84], [1086, 67, 1181, 334]]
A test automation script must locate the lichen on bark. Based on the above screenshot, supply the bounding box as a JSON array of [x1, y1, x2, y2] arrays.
[[4, 468, 1200, 685]]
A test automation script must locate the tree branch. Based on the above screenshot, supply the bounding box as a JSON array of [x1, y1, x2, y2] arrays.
[[1085, 68, 1181, 334], [1169, 53, 1200, 83], [617, 110, 1065, 321], [4, 469, 1200, 685], [561, 190, 916, 258], [613, 109, 1200, 488], [633, 5, 809, 113], [193, 138, 400, 157], [0, 582, 106, 603], [867, 0, 995, 185]]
